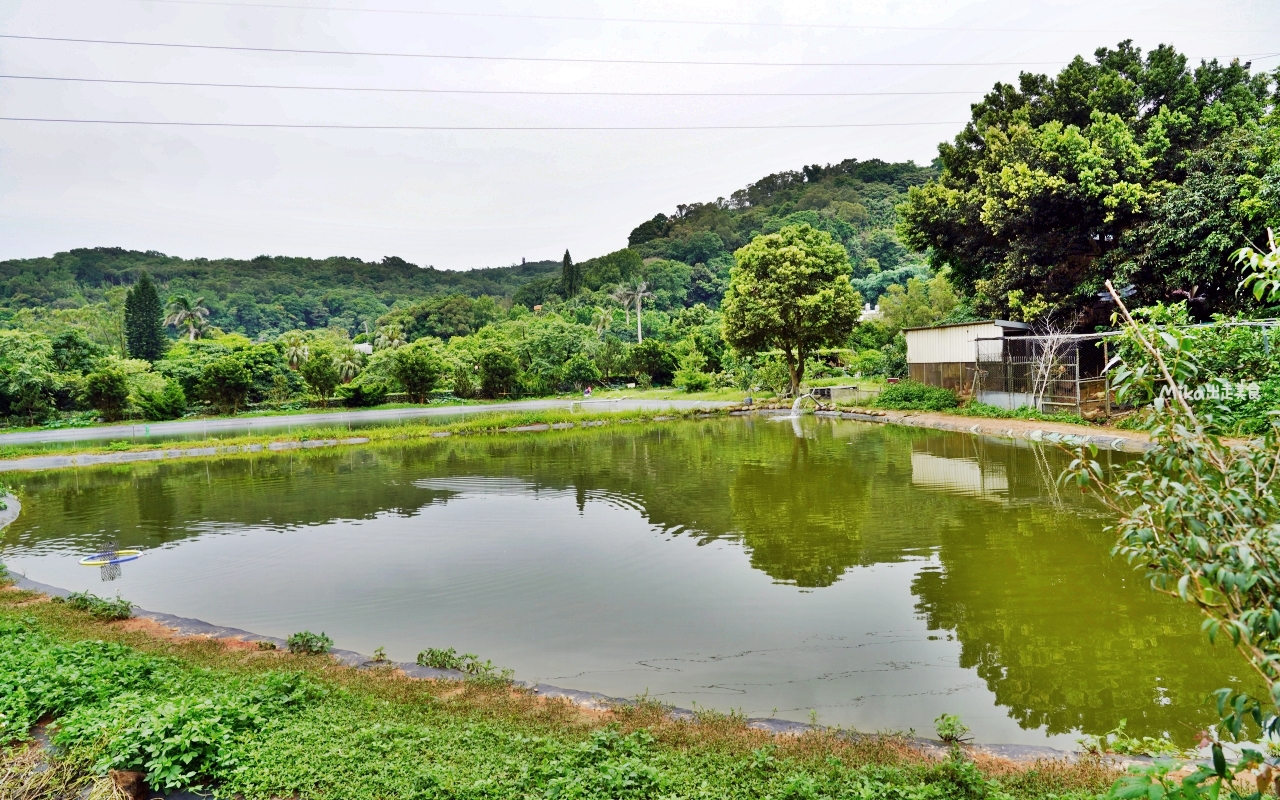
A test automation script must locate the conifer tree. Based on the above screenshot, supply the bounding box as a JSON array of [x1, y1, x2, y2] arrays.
[[124, 272, 166, 361], [561, 250, 581, 297]]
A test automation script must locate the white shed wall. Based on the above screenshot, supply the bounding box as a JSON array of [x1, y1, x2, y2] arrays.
[[905, 323, 1002, 364]]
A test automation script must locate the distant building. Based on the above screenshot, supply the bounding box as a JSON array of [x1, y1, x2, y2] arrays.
[[354, 343, 374, 355]]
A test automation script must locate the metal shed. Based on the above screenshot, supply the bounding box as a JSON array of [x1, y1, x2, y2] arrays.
[[903, 320, 1029, 393]]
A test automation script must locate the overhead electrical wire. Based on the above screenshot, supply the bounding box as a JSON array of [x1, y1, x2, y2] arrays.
[[114, 0, 1280, 35], [0, 117, 967, 131], [0, 73, 986, 97], [0, 34, 1092, 67]]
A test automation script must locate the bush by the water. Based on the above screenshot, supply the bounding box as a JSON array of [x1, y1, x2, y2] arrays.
[[53, 591, 133, 621], [872, 381, 959, 411], [285, 630, 333, 655]]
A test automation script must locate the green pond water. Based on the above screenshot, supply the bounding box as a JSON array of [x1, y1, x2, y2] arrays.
[[0, 416, 1255, 747]]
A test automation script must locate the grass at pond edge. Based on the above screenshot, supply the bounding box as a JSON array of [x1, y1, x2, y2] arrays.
[[0, 585, 1118, 800], [0, 406, 730, 464]]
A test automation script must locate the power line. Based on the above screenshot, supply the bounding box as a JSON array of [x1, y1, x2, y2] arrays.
[[117, 0, 1280, 35], [0, 116, 967, 131], [0, 73, 986, 97], [0, 34, 1087, 67]]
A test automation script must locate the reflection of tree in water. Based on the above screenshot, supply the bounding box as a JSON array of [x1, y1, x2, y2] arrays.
[[910, 495, 1258, 743], [3, 419, 1256, 742]]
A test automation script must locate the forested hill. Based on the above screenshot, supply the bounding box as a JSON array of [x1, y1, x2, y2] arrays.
[[0, 155, 934, 340], [617, 156, 938, 307], [0, 249, 560, 338]]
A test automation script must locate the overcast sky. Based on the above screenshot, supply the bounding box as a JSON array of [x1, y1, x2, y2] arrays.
[[1, 0, 1276, 270]]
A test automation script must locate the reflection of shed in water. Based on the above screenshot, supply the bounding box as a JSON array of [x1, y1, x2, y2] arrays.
[[910, 452, 1008, 499]]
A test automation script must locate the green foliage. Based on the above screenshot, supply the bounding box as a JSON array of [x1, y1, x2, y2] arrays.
[[133, 377, 187, 420], [383, 294, 501, 342], [392, 341, 443, 403], [0, 248, 560, 339], [298, 344, 341, 406], [338, 375, 392, 408], [934, 713, 971, 744], [878, 274, 961, 330], [561, 250, 582, 298], [81, 365, 130, 421], [199, 355, 253, 414], [673, 344, 711, 392], [722, 224, 861, 396], [958, 402, 1088, 426], [901, 41, 1277, 319], [0, 330, 58, 423], [629, 339, 677, 386], [1078, 719, 1183, 757], [414, 647, 504, 677], [123, 273, 166, 361], [563, 353, 601, 389], [57, 591, 133, 621], [478, 347, 520, 398], [285, 630, 333, 655], [873, 381, 959, 411]]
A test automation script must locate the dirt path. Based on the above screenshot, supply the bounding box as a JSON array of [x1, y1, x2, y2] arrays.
[[823, 408, 1156, 452]]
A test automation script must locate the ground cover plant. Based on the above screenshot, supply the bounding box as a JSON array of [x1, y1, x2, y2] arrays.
[[872, 380, 960, 411], [0, 582, 1119, 799]]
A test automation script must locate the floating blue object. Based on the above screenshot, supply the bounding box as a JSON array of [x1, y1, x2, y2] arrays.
[[79, 549, 142, 566]]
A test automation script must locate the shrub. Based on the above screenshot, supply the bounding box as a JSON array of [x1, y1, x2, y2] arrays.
[[415, 647, 502, 676], [563, 353, 601, 389], [872, 380, 958, 410], [56, 591, 133, 621], [338, 376, 391, 407], [298, 346, 340, 406], [392, 341, 443, 403], [285, 630, 333, 655], [450, 362, 477, 398], [134, 378, 187, 420], [629, 339, 677, 386], [478, 348, 520, 398], [199, 356, 253, 414], [82, 366, 130, 421]]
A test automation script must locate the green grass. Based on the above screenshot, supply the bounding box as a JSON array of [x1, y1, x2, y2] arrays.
[[951, 402, 1092, 427], [0, 587, 1117, 799]]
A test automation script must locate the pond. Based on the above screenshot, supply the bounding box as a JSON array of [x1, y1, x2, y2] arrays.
[[0, 416, 1254, 748]]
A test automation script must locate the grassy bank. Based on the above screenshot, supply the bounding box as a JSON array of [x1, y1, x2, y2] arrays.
[[0, 583, 1117, 799], [0, 405, 732, 464]]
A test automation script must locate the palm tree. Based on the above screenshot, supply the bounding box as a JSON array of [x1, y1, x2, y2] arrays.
[[375, 324, 406, 350], [279, 332, 310, 368], [333, 347, 363, 383], [610, 286, 632, 326], [590, 306, 610, 336], [630, 281, 654, 342], [164, 295, 210, 341]]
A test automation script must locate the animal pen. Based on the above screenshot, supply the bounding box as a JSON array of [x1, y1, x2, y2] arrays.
[[973, 332, 1115, 418]]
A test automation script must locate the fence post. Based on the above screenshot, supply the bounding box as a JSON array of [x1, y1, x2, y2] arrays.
[[1103, 340, 1111, 417], [1074, 356, 1081, 417]]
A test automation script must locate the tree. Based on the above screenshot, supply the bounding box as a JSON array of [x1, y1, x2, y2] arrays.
[[629, 339, 677, 386], [878, 273, 961, 330], [374, 324, 406, 350], [333, 347, 363, 383], [164, 295, 210, 342], [1065, 278, 1280, 798], [279, 331, 309, 368], [478, 348, 520, 398], [392, 341, 443, 403], [198, 356, 252, 414], [0, 331, 58, 423], [82, 365, 130, 421], [900, 41, 1275, 320], [298, 344, 340, 406], [124, 273, 166, 361], [562, 353, 600, 389], [721, 224, 861, 397], [561, 250, 582, 298]]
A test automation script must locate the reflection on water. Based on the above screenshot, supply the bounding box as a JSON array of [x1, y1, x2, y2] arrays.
[[0, 418, 1254, 745]]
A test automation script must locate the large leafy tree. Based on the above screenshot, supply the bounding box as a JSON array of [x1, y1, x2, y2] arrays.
[[124, 272, 166, 361], [900, 41, 1275, 321], [721, 224, 861, 396]]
